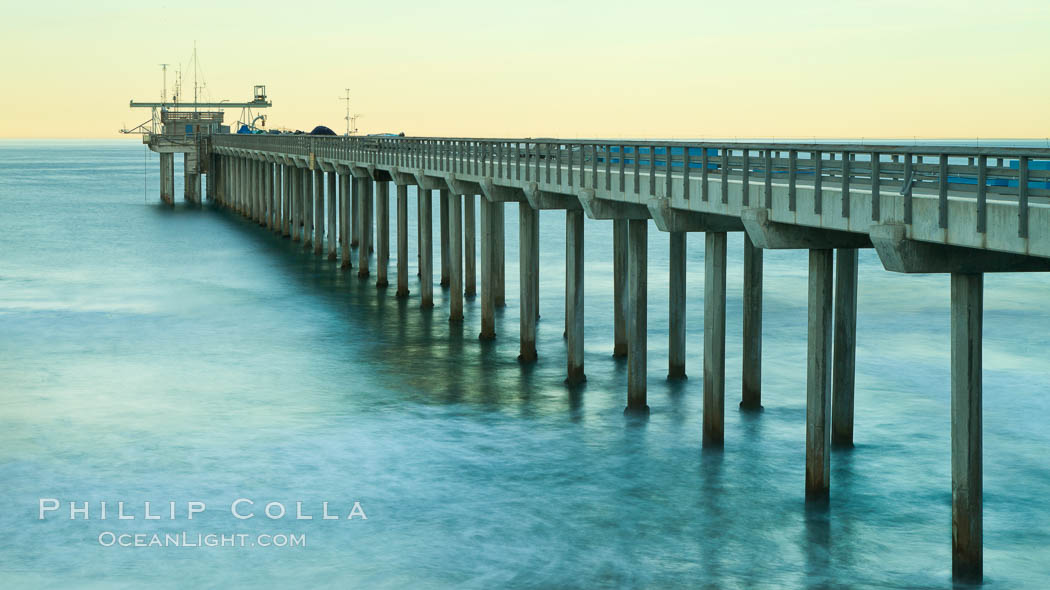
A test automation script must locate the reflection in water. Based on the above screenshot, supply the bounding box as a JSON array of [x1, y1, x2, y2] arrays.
[[1, 142, 1050, 588]]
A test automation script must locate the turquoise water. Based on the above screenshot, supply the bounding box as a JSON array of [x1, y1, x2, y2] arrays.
[[1, 140, 1049, 588]]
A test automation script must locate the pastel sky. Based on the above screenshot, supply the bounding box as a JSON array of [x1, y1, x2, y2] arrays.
[[1, 0, 1047, 139]]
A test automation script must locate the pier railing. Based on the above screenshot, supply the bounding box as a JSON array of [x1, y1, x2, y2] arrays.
[[212, 134, 1050, 238]]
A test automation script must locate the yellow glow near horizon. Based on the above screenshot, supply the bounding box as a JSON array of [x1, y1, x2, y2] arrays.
[[2, 0, 1048, 139]]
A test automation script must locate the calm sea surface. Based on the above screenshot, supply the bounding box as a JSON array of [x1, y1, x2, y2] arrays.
[[1, 140, 1049, 588]]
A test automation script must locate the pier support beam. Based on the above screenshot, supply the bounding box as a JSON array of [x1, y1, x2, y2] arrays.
[[742, 235, 764, 409], [479, 198, 496, 340], [703, 232, 728, 446], [160, 152, 174, 206], [951, 272, 983, 583], [339, 172, 351, 267], [358, 177, 373, 277], [613, 219, 629, 357], [668, 231, 686, 379], [419, 189, 434, 308], [327, 172, 337, 260], [518, 203, 539, 361], [566, 209, 585, 384], [440, 190, 450, 287], [395, 183, 409, 295], [276, 165, 285, 235], [832, 248, 858, 446], [450, 194, 464, 321], [314, 169, 324, 255], [626, 219, 648, 414], [806, 249, 834, 500], [465, 195, 476, 298]]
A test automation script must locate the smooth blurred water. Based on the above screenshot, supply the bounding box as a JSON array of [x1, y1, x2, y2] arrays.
[[1, 140, 1049, 588]]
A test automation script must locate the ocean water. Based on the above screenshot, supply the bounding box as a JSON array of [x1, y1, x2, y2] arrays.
[[1, 140, 1049, 588]]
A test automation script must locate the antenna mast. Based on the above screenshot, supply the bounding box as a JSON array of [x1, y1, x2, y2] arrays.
[[340, 89, 352, 136], [193, 41, 198, 113]]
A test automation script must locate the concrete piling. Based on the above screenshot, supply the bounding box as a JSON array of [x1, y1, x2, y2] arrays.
[[703, 232, 727, 446], [806, 249, 834, 500], [358, 177, 371, 277], [314, 169, 324, 255], [480, 198, 496, 340], [327, 172, 337, 260], [160, 152, 174, 205], [419, 189, 434, 308], [613, 219, 629, 357], [742, 235, 763, 409], [440, 190, 450, 287], [626, 219, 648, 414], [566, 209, 585, 384], [951, 272, 983, 583], [302, 167, 312, 249], [668, 231, 686, 379], [832, 248, 858, 446], [450, 194, 464, 321], [518, 203, 539, 361], [396, 184, 409, 296], [494, 203, 506, 307], [339, 172, 351, 267], [464, 195, 476, 298], [376, 181, 390, 287]]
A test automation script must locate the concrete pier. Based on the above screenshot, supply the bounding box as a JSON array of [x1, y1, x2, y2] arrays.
[[479, 198, 496, 340], [327, 172, 337, 260], [419, 189, 434, 308], [613, 219, 629, 357], [376, 181, 390, 288], [465, 195, 476, 298], [206, 134, 1050, 580], [703, 232, 727, 446], [806, 249, 834, 500], [395, 183, 408, 296], [566, 209, 585, 383], [450, 194, 464, 321], [518, 203, 539, 361], [626, 219, 648, 414], [951, 272, 983, 582], [742, 235, 763, 409], [160, 153, 174, 205], [832, 249, 858, 446], [668, 231, 686, 379]]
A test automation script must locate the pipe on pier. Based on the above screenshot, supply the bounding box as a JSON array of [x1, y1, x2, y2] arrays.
[[314, 169, 324, 255], [357, 177, 372, 276], [440, 190, 450, 287], [339, 172, 351, 266], [479, 198, 496, 340], [464, 195, 476, 298]]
